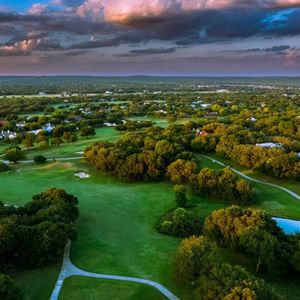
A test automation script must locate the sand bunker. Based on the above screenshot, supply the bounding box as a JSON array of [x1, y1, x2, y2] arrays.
[[74, 171, 90, 179]]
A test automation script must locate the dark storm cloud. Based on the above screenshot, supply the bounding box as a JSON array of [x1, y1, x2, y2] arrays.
[[246, 45, 292, 52], [115, 47, 177, 57], [0, 4, 300, 54], [63, 50, 87, 56]]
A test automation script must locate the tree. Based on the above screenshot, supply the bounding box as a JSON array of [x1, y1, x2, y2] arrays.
[[62, 131, 72, 143], [51, 137, 62, 147], [0, 273, 23, 300], [239, 228, 283, 273], [4, 147, 25, 163], [167, 159, 197, 184], [38, 140, 49, 150], [80, 126, 96, 138], [173, 235, 219, 285], [22, 133, 35, 148], [174, 184, 187, 207], [157, 208, 199, 237]]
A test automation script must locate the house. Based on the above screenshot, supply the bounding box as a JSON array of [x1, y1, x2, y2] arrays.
[[216, 89, 229, 93], [104, 91, 113, 96], [255, 143, 282, 149], [103, 122, 116, 127], [42, 123, 55, 133], [249, 117, 257, 122], [0, 130, 17, 140], [201, 103, 211, 109], [195, 129, 208, 137], [16, 121, 26, 128]]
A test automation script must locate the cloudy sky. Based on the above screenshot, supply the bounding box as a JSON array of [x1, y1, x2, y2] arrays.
[[0, 0, 300, 75]]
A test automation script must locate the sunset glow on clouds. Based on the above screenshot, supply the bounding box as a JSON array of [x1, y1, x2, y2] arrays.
[[0, 0, 299, 75]]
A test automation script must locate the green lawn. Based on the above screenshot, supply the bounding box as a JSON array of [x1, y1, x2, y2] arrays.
[[1, 137, 300, 299], [59, 277, 167, 300], [0, 160, 190, 299], [22, 127, 122, 159], [9, 264, 61, 300]]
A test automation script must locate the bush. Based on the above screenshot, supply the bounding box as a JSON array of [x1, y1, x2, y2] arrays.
[[0, 162, 10, 172], [33, 155, 47, 164], [157, 208, 200, 237]]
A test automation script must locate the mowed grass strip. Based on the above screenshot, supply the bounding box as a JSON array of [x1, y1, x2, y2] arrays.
[[59, 276, 167, 300]]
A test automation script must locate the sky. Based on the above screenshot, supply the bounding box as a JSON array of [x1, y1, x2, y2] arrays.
[[0, 0, 300, 76]]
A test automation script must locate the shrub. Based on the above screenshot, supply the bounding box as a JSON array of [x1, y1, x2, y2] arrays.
[[33, 155, 47, 164]]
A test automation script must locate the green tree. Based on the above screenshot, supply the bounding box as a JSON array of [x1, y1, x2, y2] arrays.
[[0, 273, 23, 300], [174, 184, 187, 208], [4, 147, 25, 163], [80, 126, 96, 138]]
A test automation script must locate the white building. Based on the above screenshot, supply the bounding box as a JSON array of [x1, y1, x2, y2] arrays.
[[255, 143, 282, 149]]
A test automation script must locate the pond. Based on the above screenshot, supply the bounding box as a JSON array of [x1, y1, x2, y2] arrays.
[[273, 217, 300, 235]]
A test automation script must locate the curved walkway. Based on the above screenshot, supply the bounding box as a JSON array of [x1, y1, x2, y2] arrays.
[[50, 241, 180, 300], [203, 155, 300, 200]]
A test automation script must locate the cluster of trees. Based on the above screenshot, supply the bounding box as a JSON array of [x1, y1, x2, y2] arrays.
[[173, 235, 282, 300], [226, 142, 300, 180], [191, 168, 255, 204], [85, 125, 197, 182], [0, 188, 79, 267], [0, 188, 79, 299], [204, 206, 300, 274]]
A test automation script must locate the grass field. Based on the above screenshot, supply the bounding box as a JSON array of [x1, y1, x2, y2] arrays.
[[0, 127, 123, 159], [1, 127, 300, 299], [0, 160, 190, 299], [9, 264, 61, 300], [59, 277, 167, 300]]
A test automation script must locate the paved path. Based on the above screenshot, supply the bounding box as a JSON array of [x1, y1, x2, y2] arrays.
[[50, 241, 180, 300], [203, 155, 300, 200]]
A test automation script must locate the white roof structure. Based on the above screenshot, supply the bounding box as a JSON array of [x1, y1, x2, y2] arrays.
[[255, 143, 282, 149]]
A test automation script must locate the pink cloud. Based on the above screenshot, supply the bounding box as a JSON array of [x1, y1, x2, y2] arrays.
[[28, 3, 48, 15], [77, 0, 300, 24]]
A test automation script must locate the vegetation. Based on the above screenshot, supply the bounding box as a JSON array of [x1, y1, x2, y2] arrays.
[[0, 273, 23, 300], [173, 235, 282, 300], [0, 78, 300, 299], [33, 155, 47, 164], [204, 206, 300, 274], [0, 188, 79, 299], [191, 168, 255, 205]]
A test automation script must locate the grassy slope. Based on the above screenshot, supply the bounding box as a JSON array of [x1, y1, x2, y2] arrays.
[[59, 277, 167, 300]]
